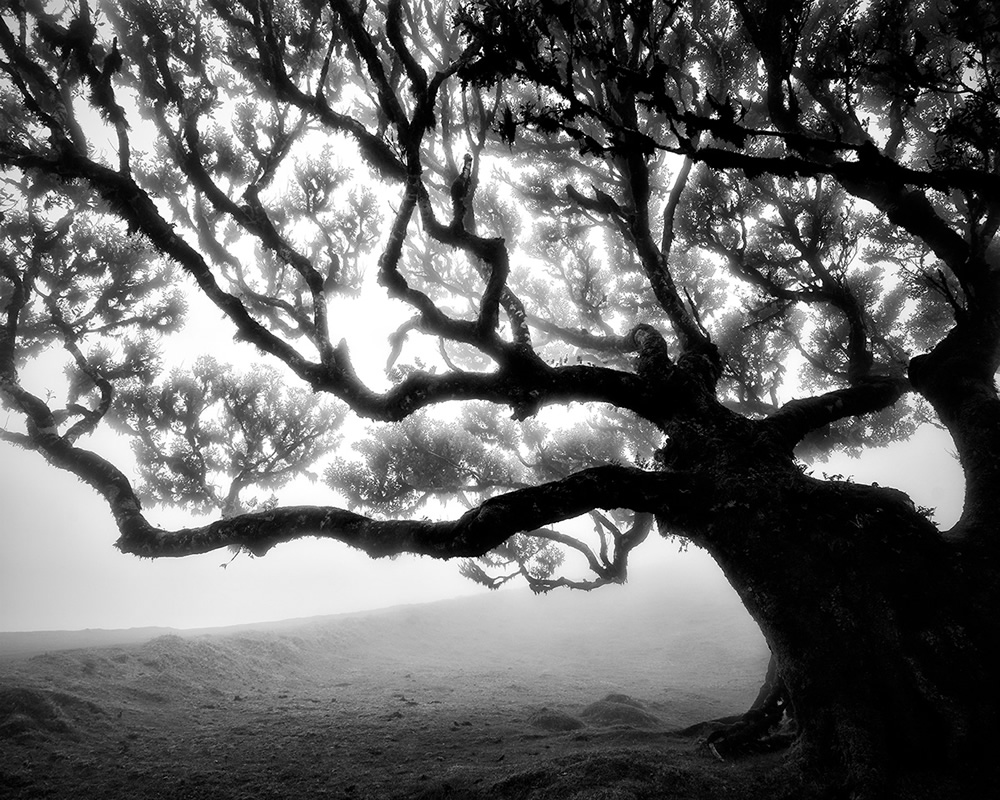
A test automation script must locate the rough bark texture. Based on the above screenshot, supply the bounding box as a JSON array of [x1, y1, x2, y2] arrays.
[[659, 415, 1000, 796]]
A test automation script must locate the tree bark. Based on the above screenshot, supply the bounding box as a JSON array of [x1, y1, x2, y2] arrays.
[[909, 315, 1000, 547], [683, 458, 1000, 797]]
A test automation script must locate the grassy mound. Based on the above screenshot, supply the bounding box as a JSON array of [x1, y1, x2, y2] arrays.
[[0, 687, 103, 740], [528, 707, 586, 731], [580, 695, 661, 728]]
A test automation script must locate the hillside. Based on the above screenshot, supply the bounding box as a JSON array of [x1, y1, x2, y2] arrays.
[[0, 572, 785, 799]]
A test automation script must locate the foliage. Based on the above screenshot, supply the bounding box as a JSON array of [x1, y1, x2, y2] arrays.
[[4, 2, 1000, 782], [0, 0, 989, 575], [111, 356, 343, 516]]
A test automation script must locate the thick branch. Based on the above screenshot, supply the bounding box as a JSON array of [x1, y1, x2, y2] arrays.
[[117, 462, 687, 558], [909, 320, 1000, 543], [329, 0, 409, 134], [315, 343, 662, 423], [30, 416, 690, 557], [527, 314, 634, 356], [623, 151, 718, 361], [414, 181, 511, 337], [386, 0, 428, 95], [376, 187, 507, 356], [4, 320, 692, 559], [761, 378, 910, 451]]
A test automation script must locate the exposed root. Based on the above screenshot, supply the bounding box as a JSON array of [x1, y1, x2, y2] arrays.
[[686, 654, 795, 760], [703, 703, 794, 759]]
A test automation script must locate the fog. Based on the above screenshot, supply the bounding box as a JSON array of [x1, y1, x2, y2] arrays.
[[0, 549, 773, 799], [0, 439, 715, 632], [1, 420, 960, 635]]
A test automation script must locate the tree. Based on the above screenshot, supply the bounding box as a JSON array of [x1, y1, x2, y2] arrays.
[[2, 0, 999, 796]]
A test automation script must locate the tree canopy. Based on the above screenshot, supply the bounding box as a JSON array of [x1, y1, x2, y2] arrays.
[[3, 0, 1000, 795]]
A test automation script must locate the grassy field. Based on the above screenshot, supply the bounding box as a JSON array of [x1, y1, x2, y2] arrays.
[[0, 572, 796, 799]]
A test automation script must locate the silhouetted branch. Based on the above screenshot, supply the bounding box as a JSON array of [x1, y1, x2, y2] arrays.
[[73, 435, 693, 560], [762, 378, 910, 450]]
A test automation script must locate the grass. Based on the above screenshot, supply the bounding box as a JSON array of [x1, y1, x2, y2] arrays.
[[0, 574, 785, 799]]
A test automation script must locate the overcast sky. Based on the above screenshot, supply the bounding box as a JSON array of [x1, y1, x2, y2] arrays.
[[0, 421, 962, 633]]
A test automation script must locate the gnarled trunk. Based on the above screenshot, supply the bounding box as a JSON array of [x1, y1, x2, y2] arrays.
[[909, 316, 1000, 545], [691, 466, 1000, 797]]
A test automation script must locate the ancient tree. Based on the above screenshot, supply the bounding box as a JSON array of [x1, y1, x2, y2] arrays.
[[2, 0, 1000, 796]]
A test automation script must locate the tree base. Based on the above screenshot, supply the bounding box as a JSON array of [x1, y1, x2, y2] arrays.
[[681, 654, 794, 760], [704, 715, 796, 760]]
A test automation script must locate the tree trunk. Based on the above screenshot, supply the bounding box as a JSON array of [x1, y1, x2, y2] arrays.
[[909, 316, 1000, 545], [685, 463, 1000, 798]]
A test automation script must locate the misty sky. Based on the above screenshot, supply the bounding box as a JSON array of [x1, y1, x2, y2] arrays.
[[0, 14, 968, 636], [0, 422, 962, 633]]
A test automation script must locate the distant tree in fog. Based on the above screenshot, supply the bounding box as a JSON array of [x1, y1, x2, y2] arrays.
[[3, 1, 1000, 796]]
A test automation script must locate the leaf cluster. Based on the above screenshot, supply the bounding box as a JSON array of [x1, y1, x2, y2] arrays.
[[111, 356, 343, 516]]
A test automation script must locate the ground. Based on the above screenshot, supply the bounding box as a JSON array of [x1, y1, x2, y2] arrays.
[[0, 572, 963, 799]]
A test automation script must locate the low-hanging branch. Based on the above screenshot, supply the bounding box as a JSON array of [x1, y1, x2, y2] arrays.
[[22, 412, 698, 561], [120, 463, 696, 560]]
